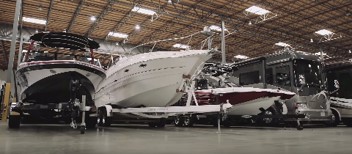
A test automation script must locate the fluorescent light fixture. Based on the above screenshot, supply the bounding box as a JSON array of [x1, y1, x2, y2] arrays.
[[245, 6, 270, 15], [349, 50, 351, 54], [314, 52, 327, 56], [87, 58, 98, 61], [132, 6, 156, 15], [173, 43, 190, 49], [315, 29, 333, 36], [22, 17, 47, 25], [209, 25, 227, 32], [234, 55, 249, 59], [108, 32, 128, 39], [275, 42, 290, 47], [90, 16, 96, 21], [135, 24, 140, 30]]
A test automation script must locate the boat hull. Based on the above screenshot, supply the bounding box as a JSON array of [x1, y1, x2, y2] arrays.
[[16, 60, 105, 104], [95, 50, 211, 108], [195, 87, 295, 115]]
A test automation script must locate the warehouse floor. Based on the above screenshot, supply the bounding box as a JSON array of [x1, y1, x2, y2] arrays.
[[1, 122, 352, 154]]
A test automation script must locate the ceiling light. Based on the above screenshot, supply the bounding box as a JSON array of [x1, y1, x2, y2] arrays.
[[310, 38, 314, 43], [90, 16, 96, 21], [349, 50, 351, 54], [314, 52, 327, 56], [108, 32, 128, 39], [132, 6, 156, 15], [173, 43, 190, 49], [209, 25, 227, 32], [135, 24, 140, 30], [245, 6, 270, 15], [275, 42, 290, 47], [22, 17, 47, 25], [315, 29, 334, 36], [234, 55, 249, 59], [116, 42, 119, 46]]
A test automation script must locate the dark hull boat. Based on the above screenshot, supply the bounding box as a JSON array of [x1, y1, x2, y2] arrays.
[[195, 87, 295, 115], [9, 32, 105, 129]]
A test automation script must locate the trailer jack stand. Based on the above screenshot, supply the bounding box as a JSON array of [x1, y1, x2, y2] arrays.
[[296, 119, 303, 130]]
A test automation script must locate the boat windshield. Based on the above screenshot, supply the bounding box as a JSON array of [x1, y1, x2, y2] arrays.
[[327, 66, 352, 99], [293, 59, 323, 90]]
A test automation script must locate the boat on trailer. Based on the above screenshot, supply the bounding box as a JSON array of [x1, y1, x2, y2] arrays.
[[94, 49, 225, 127], [195, 87, 295, 116], [95, 50, 213, 108], [9, 32, 105, 130]]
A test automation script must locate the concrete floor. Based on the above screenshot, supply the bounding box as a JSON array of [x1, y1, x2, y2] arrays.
[[1, 122, 352, 154]]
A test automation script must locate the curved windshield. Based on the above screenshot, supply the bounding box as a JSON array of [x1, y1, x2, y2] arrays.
[[293, 59, 323, 89]]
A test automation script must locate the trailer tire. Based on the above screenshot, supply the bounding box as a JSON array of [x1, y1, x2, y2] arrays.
[[183, 115, 193, 127], [174, 116, 183, 127], [327, 110, 339, 127], [256, 107, 279, 126], [8, 115, 21, 129], [98, 108, 111, 127]]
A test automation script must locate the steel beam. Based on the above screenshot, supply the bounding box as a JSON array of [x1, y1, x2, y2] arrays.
[[67, 0, 85, 32], [44, 0, 55, 31]]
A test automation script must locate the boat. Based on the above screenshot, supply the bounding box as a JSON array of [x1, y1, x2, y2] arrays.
[[94, 50, 213, 108], [10, 32, 106, 128], [194, 87, 295, 115]]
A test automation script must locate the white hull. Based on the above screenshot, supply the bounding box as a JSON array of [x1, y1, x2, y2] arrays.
[[95, 50, 212, 108], [228, 96, 280, 115]]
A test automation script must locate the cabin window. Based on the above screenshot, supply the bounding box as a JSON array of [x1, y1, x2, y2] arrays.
[[239, 71, 260, 85], [275, 65, 291, 86], [266, 68, 273, 84]]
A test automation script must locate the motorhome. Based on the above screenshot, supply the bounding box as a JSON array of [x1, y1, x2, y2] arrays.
[[229, 49, 333, 127]]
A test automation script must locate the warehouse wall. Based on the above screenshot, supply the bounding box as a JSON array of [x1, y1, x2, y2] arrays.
[[0, 70, 8, 84]]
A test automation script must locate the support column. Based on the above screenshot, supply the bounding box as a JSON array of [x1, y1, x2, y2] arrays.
[[7, 0, 22, 99], [221, 20, 226, 64]]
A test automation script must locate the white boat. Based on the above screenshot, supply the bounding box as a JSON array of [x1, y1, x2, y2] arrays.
[[95, 50, 213, 108]]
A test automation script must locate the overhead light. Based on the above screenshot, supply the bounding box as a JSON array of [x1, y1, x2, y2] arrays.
[[132, 6, 156, 16], [234, 55, 249, 59], [275, 42, 290, 47], [116, 42, 119, 46], [315, 29, 334, 36], [87, 58, 98, 61], [90, 16, 96, 21], [310, 38, 314, 43], [135, 24, 140, 30], [314, 52, 327, 56], [349, 50, 351, 54], [209, 25, 227, 32], [173, 43, 190, 49], [245, 6, 270, 15], [108, 32, 128, 39], [22, 17, 47, 25]]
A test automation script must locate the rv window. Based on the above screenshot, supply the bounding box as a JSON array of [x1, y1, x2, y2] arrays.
[[275, 66, 291, 86], [239, 71, 260, 85], [266, 68, 273, 84]]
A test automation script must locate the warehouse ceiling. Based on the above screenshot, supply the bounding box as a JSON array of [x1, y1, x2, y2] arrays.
[[0, 0, 351, 70]]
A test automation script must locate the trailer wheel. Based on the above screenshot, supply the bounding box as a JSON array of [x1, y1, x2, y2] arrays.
[[8, 115, 21, 129], [183, 115, 193, 127], [157, 119, 166, 128], [97, 108, 111, 127], [174, 116, 183, 127], [327, 110, 339, 127], [256, 107, 278, 126]]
